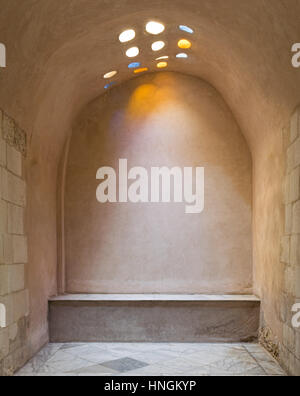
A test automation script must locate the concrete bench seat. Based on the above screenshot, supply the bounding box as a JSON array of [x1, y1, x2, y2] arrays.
[[49, 294, 260, 343]]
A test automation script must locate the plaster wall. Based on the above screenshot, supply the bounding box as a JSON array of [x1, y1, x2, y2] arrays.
[[64, 73, 252, 294]]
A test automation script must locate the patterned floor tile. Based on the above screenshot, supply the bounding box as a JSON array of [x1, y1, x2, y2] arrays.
[[63, 344, 122, 364], [15, 342, 287, 376], [16, 343, 62, 374], [60, 343, 86, 350], [204, 357, 262, 375], [67, 363, 118, 375], [132, 349, 182, 365], [37, 350, 95, 374], [101, 357, 149, 373], [251, 352, 287, 375], [243, 343, 266, 353]]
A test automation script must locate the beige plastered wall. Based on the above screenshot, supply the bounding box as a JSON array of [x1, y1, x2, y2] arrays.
[[63, 73, 253, 295]]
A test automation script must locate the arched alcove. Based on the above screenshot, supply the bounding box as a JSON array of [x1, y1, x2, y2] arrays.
[[0, 0, 300, 375], [61, 72, 252, 294]]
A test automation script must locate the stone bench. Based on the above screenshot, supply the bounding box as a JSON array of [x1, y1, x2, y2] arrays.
[[49, 294, 260, 343]]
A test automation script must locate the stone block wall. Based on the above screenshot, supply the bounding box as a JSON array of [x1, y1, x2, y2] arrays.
[[0, 109, 29, 376], [280, 106, 300, 376]]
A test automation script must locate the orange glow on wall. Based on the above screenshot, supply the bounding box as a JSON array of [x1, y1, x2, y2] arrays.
[[126, 82, 172, 119], [126, 75, 177, 120]]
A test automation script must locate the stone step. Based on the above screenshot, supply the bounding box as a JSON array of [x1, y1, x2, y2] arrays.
[[49, 294, 260, 343]]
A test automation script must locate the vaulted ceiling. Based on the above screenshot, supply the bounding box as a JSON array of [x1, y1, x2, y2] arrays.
[[0, 0, 300, 160]]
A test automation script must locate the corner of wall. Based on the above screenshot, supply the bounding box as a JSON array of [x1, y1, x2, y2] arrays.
[[56, 135, 71, 296]]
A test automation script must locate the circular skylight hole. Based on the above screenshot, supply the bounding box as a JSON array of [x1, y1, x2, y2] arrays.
[[126, 47, 140, 58], [176, 53, 188, 58], [157, 62, 168, 69], [178, 39, 192, 49], [156, 56, 169, 60], [119, 29, 136, 43], [179, 25, 194, 34], [103, 71, 118, 79], [134, 67, 149, 74], [146, 21, 165, 35], [152, 41, 165, 51], [128, 62, 141, 69]]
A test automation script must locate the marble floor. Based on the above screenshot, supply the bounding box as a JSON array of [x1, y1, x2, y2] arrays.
[[15, 342, 287, 376]]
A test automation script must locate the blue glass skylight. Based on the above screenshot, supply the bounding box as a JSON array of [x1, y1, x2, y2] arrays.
[[179, 25, 194, 34], [128, 62, 141, 69], [176, 53, 188, 58]]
